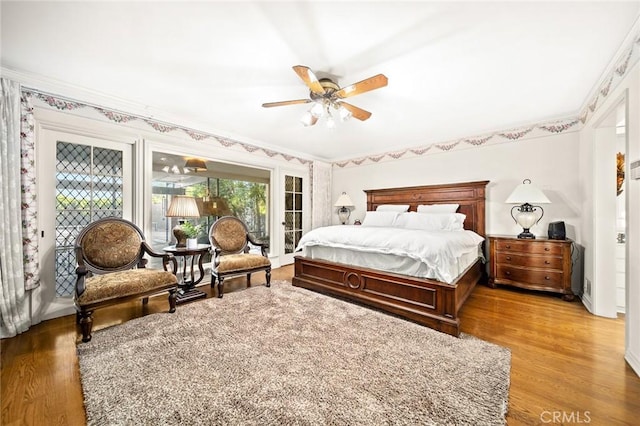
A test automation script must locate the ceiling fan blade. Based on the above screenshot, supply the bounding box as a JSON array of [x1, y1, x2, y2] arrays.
[[335, 74, 388, 98], [262, 99, 312, 108], [339, 102, 372, 121], [292, 65, 326, 95]]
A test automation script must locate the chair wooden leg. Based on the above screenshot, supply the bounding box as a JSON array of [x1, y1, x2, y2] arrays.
[[218, 277, 224, 298], [266, 268, 271, 287], [142, 297, 149, 305], [78, 309, 94, 343], [211, 274, 217, 289], [246, 273, 251, 287], [168, 289, 177, 313]]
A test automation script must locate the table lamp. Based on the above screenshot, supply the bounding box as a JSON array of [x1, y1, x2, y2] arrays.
[[166, 195, 200, 247], [334, 192, 354, 225], [505, 179, 550, 239]]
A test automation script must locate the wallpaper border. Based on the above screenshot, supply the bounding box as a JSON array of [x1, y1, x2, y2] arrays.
[[22, 89, 313, 166], [332, 117, 581, 168]]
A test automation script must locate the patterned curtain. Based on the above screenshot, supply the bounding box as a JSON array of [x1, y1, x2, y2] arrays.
[[0, 79, 31, 337], [20, 91, 39, 290]]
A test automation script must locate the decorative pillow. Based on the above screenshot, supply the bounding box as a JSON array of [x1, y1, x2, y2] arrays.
[[376, 204, 410, 212], [416, 203, 460, 213], [398, 212, 466, 231], [361, 211, 399, 227]]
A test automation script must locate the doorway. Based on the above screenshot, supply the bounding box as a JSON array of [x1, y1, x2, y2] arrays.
[[36, 129, 133, 321], [593, 98, 628, 318]]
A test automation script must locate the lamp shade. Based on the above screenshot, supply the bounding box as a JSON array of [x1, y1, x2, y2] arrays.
[[166, 195, 200, 218], [199, 196, 231, 217], [334, 192, 354, 207], [184, 158, 207, 172], [505, 179, 550, 204]]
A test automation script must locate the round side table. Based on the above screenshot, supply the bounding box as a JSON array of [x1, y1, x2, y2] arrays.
[[163, 244, 210, 303]]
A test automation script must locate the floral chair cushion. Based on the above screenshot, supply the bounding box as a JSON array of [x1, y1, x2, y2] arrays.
[[211, 219, 248, 254], [216, 253, 271, 274], [76, 269, 177, 305], [81, 221, 141, 269]]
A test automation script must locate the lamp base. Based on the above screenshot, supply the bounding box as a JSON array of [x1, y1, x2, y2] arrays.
[[338, 207, 350, 225], [173, 223, 187, 247], [517, 230, 536, 239]]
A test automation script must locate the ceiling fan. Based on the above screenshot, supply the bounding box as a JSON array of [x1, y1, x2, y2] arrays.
[[262, 65, 388, 127]]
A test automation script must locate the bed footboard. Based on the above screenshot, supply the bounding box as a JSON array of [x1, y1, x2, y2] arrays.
[[292, 255, 483, 337]]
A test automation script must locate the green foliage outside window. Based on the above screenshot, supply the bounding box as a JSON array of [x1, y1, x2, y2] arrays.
[[190, 179, 268, 239]]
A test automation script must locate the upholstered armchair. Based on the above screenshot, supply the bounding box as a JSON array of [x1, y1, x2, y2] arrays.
[[74, 217, 179, 342], [208, 216, 271, 298]]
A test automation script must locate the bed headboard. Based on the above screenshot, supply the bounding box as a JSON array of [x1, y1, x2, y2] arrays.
[[364, 180, 489, 236]]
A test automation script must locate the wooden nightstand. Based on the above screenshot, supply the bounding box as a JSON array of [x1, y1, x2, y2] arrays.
[[488, 235, 574, 301]]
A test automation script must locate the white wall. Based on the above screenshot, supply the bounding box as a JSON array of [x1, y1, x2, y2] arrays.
[[579, 63, 640, 376], [332, 132, 582, 241]]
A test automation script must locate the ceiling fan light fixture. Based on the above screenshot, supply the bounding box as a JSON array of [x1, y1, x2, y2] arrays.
[[337, 104, 351, 121], [263, 65, 387, 128], [326, 114, 336, 129], [301, 111, 317, 127], [310, 102, 324, 118]]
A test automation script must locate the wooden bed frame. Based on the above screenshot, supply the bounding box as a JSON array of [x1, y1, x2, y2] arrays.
[[292, 180, 489, 337]]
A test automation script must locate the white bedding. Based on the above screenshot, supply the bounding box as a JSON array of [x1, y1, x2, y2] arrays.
[[295, 225, 484, 284]]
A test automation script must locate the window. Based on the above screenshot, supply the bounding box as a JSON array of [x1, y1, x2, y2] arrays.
[[55, 141, 125, 296], [151, 152, 270, 255]]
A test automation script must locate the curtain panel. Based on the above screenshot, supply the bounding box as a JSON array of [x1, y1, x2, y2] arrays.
[[0, 78, 31, 337], [20, 91, 39, 290], [311, 160, 332, 228]]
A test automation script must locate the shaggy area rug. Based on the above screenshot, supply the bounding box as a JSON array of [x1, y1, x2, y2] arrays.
[[77, 281, 510, 425]]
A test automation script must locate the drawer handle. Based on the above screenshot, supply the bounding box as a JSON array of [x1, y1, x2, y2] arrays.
[[506, 256, 512, 261], [544, 247, 550, 251], [544, 260, 550, 265], [505, 245, 511, 249], [505, 271, 511, 276], [545, 276, 551, 280]]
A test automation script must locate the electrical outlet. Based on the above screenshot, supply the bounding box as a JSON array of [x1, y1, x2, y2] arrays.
[[585, 278, 592, 295]]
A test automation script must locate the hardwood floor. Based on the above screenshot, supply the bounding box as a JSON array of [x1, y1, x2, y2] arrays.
[[2, 265, 639, 425]]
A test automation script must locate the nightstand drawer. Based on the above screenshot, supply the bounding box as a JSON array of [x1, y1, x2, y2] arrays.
[[496, 265, 563, 287], [495, 239, 562, 255], [496, 252, 563, 269]]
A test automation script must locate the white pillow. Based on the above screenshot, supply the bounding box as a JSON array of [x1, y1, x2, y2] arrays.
[[398, 212, 466, 231], [417, 203, 460, 213], [376, 204, 410, 212], [361, 211, 399, 227]]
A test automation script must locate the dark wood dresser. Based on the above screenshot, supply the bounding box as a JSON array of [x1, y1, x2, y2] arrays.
[[488, 235, 574, 301]]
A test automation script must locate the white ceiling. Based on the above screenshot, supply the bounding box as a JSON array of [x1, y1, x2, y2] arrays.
[[2, 1, 639, 162]]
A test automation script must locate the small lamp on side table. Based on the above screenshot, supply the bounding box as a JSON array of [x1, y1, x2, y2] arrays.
[[334, 192, 354, 225], [166, 195, 200, 247], [505, 179, 551, 239]]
